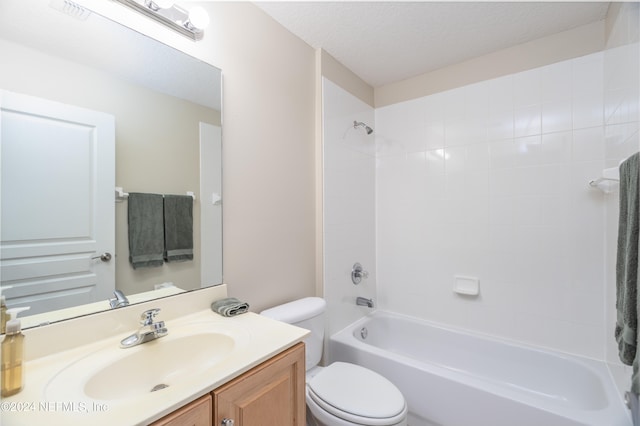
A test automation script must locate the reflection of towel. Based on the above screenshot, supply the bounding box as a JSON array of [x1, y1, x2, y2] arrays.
[[615, 152, 640, 392], [163, 195, 193, 262], [211, 297, 250, 317], [128, 193, 164, 269]]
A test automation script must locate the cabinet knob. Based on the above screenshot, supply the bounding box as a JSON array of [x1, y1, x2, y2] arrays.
[[221, 419, 234, 426]]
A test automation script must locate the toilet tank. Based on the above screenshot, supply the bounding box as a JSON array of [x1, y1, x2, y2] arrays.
[[260, 297, 325, 371]]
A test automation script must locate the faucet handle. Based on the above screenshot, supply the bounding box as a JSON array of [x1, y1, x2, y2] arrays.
[[351, 262, 369, 285], [109, 289, 129, 309], [140, 308, 161, 326]]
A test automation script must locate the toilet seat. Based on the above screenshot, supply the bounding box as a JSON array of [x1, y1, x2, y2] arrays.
[[307, 362, 407, 426]]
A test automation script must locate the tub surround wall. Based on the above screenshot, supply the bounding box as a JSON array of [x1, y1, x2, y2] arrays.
[[315, 50, 375, 298], [376, 51, 607, 358], [322, 78, 376, 337], [321, 4, 638, 365], [603, 2, 640, 398]]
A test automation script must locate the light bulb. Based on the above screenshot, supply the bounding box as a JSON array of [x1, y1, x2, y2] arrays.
[[186, 6, 210, 31]]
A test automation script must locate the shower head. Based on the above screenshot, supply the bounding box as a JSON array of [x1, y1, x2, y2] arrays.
[[353, 121, 373, 135]]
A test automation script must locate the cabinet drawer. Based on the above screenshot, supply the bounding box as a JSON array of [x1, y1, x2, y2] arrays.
[[151, 394, 212, 426]]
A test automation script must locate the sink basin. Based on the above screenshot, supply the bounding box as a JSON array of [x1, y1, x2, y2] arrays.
[[84, 333, 234, 400], [44, 323, 250, 402]]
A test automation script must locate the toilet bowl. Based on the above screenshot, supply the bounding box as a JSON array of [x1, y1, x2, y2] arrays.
[[260, 298, 407, 426], [306, 363, 407, 426]]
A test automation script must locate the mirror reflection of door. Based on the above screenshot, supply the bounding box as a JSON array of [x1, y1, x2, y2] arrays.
[[0, 91, 115, 315]]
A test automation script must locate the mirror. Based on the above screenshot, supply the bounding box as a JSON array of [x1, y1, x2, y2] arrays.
[[0, 0, 222, 328]]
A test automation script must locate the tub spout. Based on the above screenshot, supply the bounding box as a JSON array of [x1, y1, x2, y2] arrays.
[[356, 297, 374, 308]]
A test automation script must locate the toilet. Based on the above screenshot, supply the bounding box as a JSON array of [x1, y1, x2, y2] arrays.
[[261, 297, 408, 426]]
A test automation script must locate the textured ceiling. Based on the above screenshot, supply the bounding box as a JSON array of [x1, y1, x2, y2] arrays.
[[255, 1, 610, 87]]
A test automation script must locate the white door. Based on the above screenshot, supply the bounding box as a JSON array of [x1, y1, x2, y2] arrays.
[[0, 91, 115, 316]]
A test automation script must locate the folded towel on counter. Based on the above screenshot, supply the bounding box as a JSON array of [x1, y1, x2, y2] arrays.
[[163, 194, 193, 263], [128, 192, 165, 269], [211, 297, 250, 317], [615, 152, 640, 391]]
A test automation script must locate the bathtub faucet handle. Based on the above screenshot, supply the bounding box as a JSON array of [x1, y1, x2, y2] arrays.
[[352, 262, 369, 285], [356, 297, 374, 308]]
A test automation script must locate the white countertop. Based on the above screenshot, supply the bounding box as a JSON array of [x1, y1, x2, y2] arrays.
[[1, 309, 308, 425]]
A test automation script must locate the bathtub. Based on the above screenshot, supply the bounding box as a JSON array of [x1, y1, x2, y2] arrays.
[[329, 311, 631, 426]]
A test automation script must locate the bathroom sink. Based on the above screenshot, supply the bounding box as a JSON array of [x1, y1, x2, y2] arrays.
[[84, 332, 234, 400], [44, 324, 248, 402]]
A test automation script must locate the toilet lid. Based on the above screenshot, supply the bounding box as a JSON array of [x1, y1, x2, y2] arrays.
[[308, 362, 406, 423]]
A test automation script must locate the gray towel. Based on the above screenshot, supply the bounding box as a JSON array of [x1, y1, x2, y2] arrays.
[[615, 152, 640, 392], [128, 193, 164, 269], [163, 195, 193, 262], [211, 297, 250, 317]]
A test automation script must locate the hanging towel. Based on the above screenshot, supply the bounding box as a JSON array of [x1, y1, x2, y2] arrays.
[[211, 297, 250, 317], [163, 194, 193, 262], [128, 192, 165, 269], [615, 152, 640, 392]]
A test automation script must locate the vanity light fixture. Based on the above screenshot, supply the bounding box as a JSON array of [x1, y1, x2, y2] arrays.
[[113, 0, 210, 41]]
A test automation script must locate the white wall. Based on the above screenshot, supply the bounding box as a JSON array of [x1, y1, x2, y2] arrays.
[[376, 51, 609, 358], [322, 78, 376, 336], [603, 2, 640, 397]]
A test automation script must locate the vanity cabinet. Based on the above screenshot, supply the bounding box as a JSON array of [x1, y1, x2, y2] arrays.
[[150, 343, 305, 426], [151, 394, 212, 426], [214, 342, 305, 426]]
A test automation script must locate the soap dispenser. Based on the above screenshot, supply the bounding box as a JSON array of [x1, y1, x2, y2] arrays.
[[1, 306, 29, 397], [0, 286, 13, 334]]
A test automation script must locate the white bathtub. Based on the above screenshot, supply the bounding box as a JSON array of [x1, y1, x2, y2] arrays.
[[329, 311, 631, 426]]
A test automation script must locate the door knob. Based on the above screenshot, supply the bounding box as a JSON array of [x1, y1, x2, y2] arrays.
[[221, 419, 234, 426], [91, 252, 112, 262]]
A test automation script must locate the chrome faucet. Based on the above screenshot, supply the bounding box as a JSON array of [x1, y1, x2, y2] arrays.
[[356, 297, 374, 308], [120, 308, 168, 348], [109, 289, 129, 309]]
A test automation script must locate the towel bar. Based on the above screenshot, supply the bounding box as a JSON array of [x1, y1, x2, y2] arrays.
[[589, 166, 620, 193], [115, 187, 196, 202]]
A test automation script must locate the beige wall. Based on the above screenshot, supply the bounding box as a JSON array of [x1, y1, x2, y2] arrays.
[[81, 1, 318, 312], [212, 3, 317, 311], [375, 20, 606, 107], [320, 49, 375, 108]]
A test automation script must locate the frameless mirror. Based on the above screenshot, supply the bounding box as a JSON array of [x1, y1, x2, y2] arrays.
[[0, 0, 223, 329]]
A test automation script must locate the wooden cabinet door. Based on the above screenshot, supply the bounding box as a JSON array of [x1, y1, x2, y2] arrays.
[[214, 343, 305, 426], [151, 394, 212, 426]]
